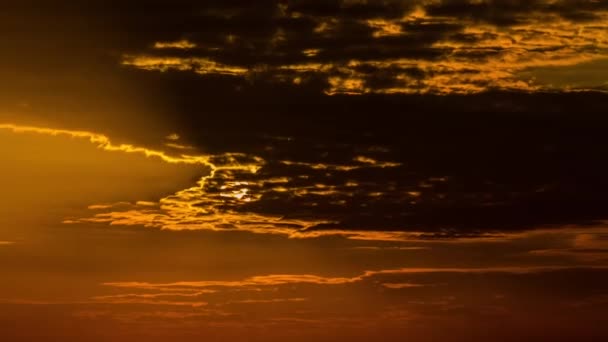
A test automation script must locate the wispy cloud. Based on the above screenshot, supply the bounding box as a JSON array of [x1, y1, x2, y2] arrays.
[[105, 265, 608, 291], [94, 265, 608, 316]]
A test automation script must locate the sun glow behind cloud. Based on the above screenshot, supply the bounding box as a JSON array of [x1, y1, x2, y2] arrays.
[[3, 121, 606, 245], [0, 122, 503, 242], [0, 123, 343, 239], [0, 122, 432, 241]]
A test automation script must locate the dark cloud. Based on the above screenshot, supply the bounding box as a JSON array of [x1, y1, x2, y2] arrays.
[[103, 0, 607, 94], [3, 1, 608, 237], [63, 84, 608, 237], [201, 92, 608, 235], [426, 0, 608, 24], [3, 0, 607, 96]]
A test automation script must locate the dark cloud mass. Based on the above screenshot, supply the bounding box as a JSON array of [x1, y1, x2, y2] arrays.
[[69, 86, 608, 238], [107, 0, 608, 94], [6, 0, 601, 238], [6, 1, 605, 94], [176, 92, 608, 235]]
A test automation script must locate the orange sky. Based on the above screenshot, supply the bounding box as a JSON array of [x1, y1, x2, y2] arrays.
[[1, 1, 608, 341]]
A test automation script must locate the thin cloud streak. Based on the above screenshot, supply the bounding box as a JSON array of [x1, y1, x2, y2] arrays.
[[104, 265, 608, 291]]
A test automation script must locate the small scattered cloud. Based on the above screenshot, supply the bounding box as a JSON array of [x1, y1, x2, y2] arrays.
[[154, 40, 197, 50]]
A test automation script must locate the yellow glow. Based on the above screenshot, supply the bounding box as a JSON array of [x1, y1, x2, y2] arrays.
[[165, 133, 180, 141], [154, 39, 197, 49], [2, 122, 595, 245], [302, 48, 321, 57], [0, 123, 211, 166], [122, 56, 248, 76], [354, 156, 402, 168], [366, 19, 403, 37]]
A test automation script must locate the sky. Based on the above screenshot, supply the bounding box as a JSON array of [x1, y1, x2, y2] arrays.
[[0, 1, 608, 341]]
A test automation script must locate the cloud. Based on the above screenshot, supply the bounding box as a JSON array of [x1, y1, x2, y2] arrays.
[[529, 233, 608, 262], [104, 265, 608, 291], [103, 273, 358, 290], [4, 261, 608, 340], [154, 40, 197, 50], [10, 92, 601, 241], [8, 90, 608, 242], [2, 3, 608, 341], [113, 0, 608, 94], [0, 123, 223, 167], [94, 265, 608, 319], [5, 3, 608, 241]]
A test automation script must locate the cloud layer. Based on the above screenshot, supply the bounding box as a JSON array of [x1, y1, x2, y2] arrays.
[[115, 0, 608, 94]]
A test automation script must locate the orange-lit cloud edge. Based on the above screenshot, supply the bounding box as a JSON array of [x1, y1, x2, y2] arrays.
[[0, 123, 412, 242], [3, 122, 608, 244], [122, 6, 608, 95]]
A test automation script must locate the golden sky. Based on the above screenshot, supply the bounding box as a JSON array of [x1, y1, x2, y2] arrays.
[[1, 1, 608, 341]]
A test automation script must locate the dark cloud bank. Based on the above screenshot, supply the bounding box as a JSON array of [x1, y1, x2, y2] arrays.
[[3, 1, 608, 236]]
